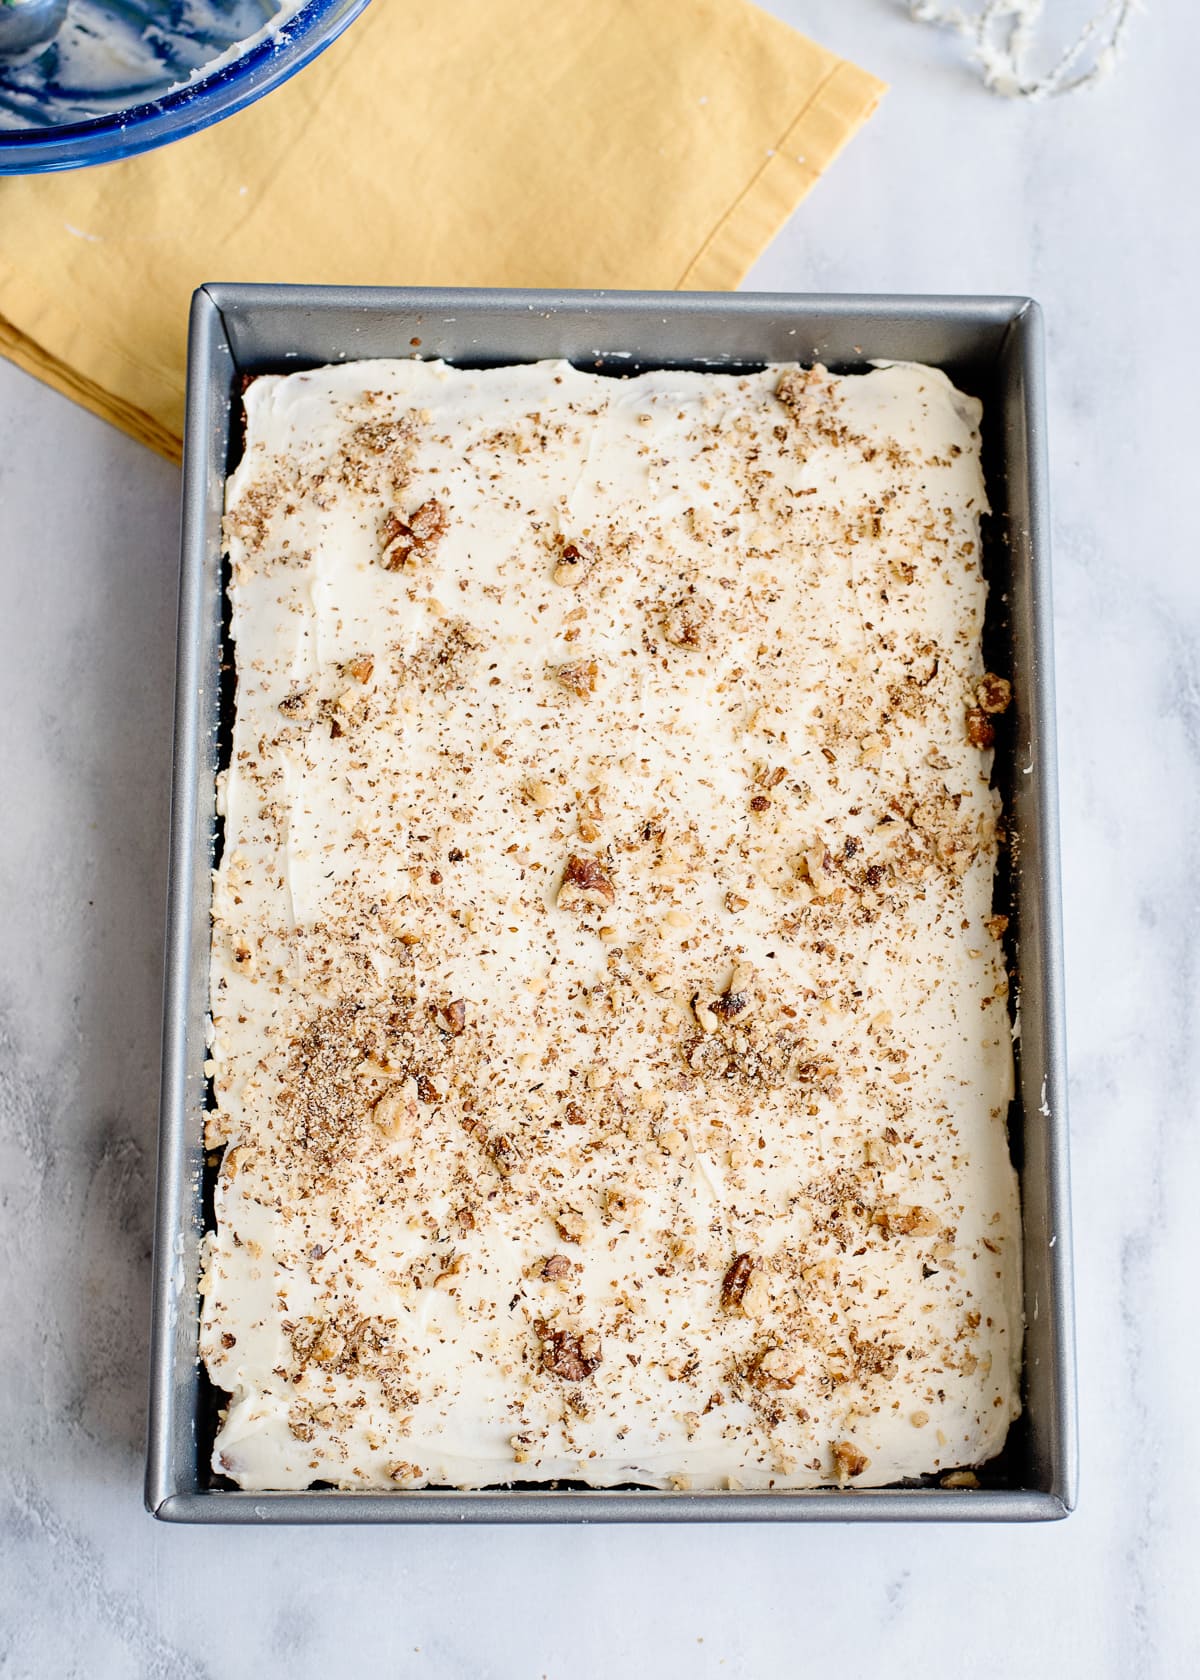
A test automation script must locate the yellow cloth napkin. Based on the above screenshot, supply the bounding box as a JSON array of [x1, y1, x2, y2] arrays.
[[0, 0, 882, 461]]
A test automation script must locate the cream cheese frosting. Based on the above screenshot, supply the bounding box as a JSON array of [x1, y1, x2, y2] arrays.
[[202, 355, 1022, 1493]]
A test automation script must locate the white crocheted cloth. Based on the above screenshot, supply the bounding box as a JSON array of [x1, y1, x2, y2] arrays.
[[909, 0, 1137, 98]]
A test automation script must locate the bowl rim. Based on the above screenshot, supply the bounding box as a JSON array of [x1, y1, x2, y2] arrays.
[[0, 0, 372, 174]]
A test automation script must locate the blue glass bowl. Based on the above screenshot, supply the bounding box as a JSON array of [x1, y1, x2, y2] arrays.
[[0, 0, 372, 174]]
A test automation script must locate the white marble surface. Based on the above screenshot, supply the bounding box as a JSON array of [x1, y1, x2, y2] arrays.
[[1, 3, 1197, 1675]]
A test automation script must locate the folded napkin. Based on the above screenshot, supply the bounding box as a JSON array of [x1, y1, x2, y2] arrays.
[[0, 0, 882, 460]]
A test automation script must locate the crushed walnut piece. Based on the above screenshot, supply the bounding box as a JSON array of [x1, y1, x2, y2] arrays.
[[553, 537, 598, 587], [831, 1440, 870, 1482], [557, 852, 616, 910], [976, 673, 1012, 715], [380, 498, 448, 569], [775, 367, 816, 418], [720, 1253, 769, 1318], [553, 657, 598, 696], [536, 1321, 602, 1381], [965, 706, 996, 749], [344, 654, 375, 685], [662, 593, 711, 649], [440, 998, 467, 1035]]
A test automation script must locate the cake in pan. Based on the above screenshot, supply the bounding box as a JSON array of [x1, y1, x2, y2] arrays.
[[202, 356, 1021, 1491]]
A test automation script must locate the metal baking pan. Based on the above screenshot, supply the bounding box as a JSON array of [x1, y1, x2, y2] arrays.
[[147, 285, 1076, 1523]]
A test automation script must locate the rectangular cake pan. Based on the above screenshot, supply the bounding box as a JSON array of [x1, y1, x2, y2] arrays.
[[147, 285, 1076, 1523]]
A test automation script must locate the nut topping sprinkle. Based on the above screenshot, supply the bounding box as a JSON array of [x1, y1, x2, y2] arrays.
[[557, 852, 616, 911], [379, 497, 448, 569], [536, 1321, 602, 1381], [553, 657, 598, 696], [553, 537, 598, 587]]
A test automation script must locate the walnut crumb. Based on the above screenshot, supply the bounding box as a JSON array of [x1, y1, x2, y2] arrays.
[[380, 498, 448, 569], [557, 852, 616, 910], [663, 595, 710, 648], [536, 1320, 601, 1381], [719, 1252, 768, 1318], [373, 1080, 418, 1139], [712, 963, 756, 1022], [440, 998, 467, 1035], [752, 1345, 802, 1388], [386, 1461, 423, 1485], [831, 1440, 870, 1482], [344, 654, 375, 684], [965, 706, 996, 749], [976, 673, 1012, 715], [553, 538, 598, 587], [553, 1208, 588, 1244], [940, 1469, 981, 1489], [554, 658, 598, 696], [278, 687, 314, 719], [775, 368, 813, 417]]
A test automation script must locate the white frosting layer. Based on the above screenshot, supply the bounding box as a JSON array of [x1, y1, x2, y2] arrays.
[[203, 357, 1022, 1493]]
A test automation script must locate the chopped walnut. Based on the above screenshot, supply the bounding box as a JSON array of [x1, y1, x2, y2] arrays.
[[373, 1080, 419, 1139], [440, 998, 467, 1035], [386, 1461, 423, 1485], [521, 776, 556, 809], [553, 658, 598, 696], [553, 1208, 588, 1244], [740, 1271, 771, 1320], [984, 913, 1009, 940], [204, 1109, 233, 1148], [752, 1345, 803, 1388], [662, 594, 710, 649], [724, 891, 749, 913], [872, 1204, 940, 1239], [278, 687, 314, 719], [720, 1253, 768, 1317], [965, 706, 996, 749], [333, 684, 368, 729], [541, 1254, 572, 1281], [482, 1132, 518, 1177], [775, 368, 814, 418], [976, 673, 1012, 715], [940, 1469, 981, 1489], [557, 852, 616, 910], [711, 962, 756, 1022], [694, 963, 757, 1033], [831, 1440, 870, 1482], [536, 1320, 601, 1381], [344, 654, 375, 684], [720, 1253, 753, 1309], [380, 498, 448, 569], [553, 538, 598, 587]]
